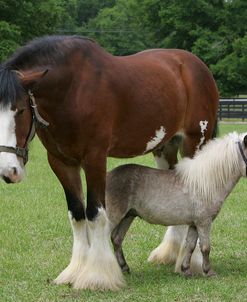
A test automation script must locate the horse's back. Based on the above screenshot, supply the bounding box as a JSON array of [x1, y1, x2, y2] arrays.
[[107, 49, 218, 157], [126, 48, 219, 113]]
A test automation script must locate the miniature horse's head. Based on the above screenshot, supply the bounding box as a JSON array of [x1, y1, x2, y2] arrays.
[[0, 68, 48, 183]]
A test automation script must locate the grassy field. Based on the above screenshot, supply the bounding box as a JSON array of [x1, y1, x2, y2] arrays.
[[1, 123, 247, 302]]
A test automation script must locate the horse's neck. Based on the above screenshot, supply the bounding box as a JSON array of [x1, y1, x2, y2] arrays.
[[213, 173, 241, 206]]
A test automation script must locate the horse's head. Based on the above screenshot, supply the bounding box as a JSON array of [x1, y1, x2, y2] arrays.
[[237, 133, 247, 178], [0, 68, 48, 183]]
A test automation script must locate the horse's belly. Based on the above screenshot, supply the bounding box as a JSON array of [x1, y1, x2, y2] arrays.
[[141, 211, 193, 226], [136, 199, 193, 226]]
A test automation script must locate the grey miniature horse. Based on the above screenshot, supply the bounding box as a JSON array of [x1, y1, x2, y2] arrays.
[[106, 132, 247, 276]]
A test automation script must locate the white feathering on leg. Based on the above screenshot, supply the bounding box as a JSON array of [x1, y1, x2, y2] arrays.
[[148, 226, 187, 264], [54, 212, 89, 284], [73, 208, 125, 291], [175, 241, 203, 274]]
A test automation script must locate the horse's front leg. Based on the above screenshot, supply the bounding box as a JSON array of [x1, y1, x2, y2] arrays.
[[197, 221, 216, 277], [111, 215, 135, 273], [47, 153, 89, 285], [181, 226, 198, 277], [73, 151, 125, 291]]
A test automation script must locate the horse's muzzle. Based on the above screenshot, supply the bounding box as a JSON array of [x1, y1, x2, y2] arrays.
[[1, 167, 23, 184], [3, 175, 13, 184]]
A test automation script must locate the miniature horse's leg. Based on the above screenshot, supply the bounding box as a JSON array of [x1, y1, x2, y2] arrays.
[[148, 136, 185, 265], [111, 215, 136, 273], [149, 133, 207, 274], [175, 134, 212, 274], [196, 221, 216, 277], [47, 153, 88, 285], [73, 151, 124, 291], [181, 226, 198, 277]]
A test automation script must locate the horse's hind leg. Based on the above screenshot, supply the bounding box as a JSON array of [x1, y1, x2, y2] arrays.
[[181, 226, 198, 277], [111, 214, 135, 273], [148, 225, 188, 265], [153, 134, 182, 169]]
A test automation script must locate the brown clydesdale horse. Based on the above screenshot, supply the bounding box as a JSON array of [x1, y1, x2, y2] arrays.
[[0, 36, 219, 290]]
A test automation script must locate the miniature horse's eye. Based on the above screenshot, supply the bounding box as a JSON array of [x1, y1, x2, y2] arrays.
[[16, 108, 25, 116]]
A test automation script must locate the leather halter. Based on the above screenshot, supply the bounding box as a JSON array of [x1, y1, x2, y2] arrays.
[[0, 90, 49, 164], [237, 141, 247, 176]]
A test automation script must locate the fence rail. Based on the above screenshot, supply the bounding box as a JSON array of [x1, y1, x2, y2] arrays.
[[219, 98, 247, 121]]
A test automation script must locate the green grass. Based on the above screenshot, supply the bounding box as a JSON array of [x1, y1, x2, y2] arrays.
[[1, 123, 247, 302]]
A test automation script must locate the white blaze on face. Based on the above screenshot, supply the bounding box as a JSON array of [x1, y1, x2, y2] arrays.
[[0, 105, 24, 182], [145, 126, 166, 153], [197, 120, 208, 149]]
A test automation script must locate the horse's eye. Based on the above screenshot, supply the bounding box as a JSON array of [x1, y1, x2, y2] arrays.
[[16, 108, 25, 116]]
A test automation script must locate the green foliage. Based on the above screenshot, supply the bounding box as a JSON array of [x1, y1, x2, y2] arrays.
[[0, 21, 21, 62], [211, 34, 247, 96], [76, 0, 116, 25], [158, 0, 225, 49], [82, 0, 150, 55], [0, 0, 246, 95], [0, 0, 63, 59]]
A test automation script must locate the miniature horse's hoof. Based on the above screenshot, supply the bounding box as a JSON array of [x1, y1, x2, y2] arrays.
[[205, 270, 217, 277], [121, 264, 130, 274], [181, 268, 193, 278], [184, 271, 193, 278]]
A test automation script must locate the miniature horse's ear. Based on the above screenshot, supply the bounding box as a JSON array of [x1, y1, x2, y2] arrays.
[[243, 135, 247, 148], [17, 69, 49, 90]]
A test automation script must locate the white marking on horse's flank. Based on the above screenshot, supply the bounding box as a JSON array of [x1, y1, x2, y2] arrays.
[[197, 120, 208, 149], [145, 126, 166, 153]]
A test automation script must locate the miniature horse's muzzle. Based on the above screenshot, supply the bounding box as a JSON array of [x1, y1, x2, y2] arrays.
[[0, 90, 49, 165]]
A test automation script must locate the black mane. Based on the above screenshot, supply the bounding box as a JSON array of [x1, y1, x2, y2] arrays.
[[0, 35, 95, 107], [4, 35, 95, 70], [0, 68, 24, 107]]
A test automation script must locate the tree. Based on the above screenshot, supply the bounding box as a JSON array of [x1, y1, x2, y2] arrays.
[[0, 21, 21, 62], [0, 0, 64, 60], [81, 0, 161, 55], [77, 0, 116, 25], [157, 0, 225, 49], [211, 34, 247, 96]]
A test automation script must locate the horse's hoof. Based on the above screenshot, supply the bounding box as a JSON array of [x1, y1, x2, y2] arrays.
[[206, 270, 217, 277], [46, 278, 53, 284], [182, 269, 193, 278], [121, 265, 130, 274]]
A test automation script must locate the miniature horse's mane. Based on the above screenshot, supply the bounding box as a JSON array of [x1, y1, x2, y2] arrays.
[[176, 132, 242, 204], [0, 35, 96, 107]]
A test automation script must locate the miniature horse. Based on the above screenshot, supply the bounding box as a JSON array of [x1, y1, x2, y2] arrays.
[[0, 35, 218, 290], [107, 132, 247, 276]]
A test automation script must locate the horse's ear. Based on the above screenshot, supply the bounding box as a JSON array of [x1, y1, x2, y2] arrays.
[[18, 69, 49, 90], [243, 135, 247, 148]]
